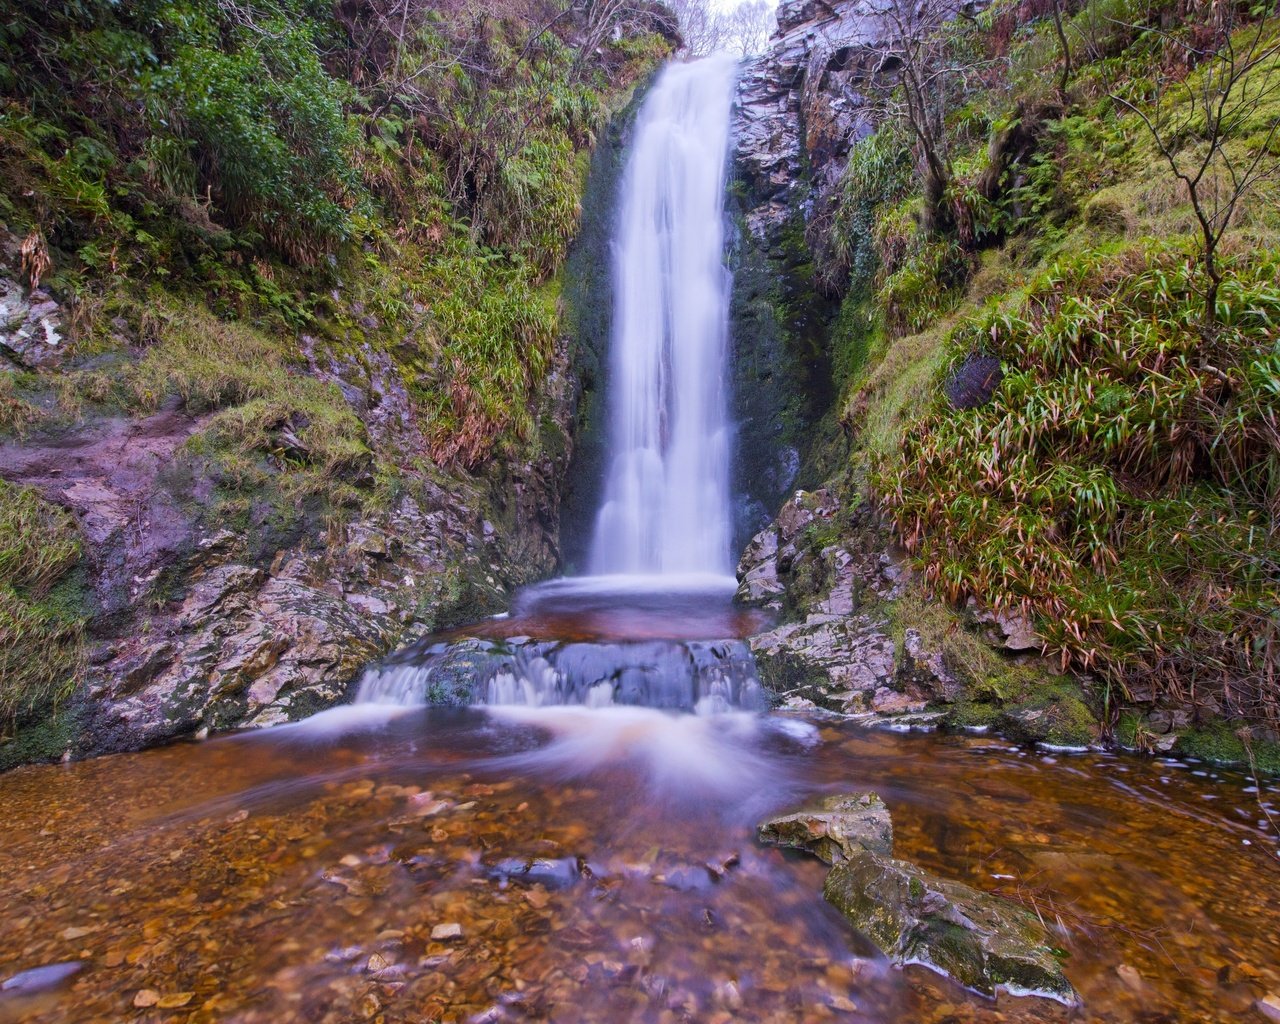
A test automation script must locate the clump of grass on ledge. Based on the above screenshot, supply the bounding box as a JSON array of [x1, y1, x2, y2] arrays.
[[0, 479, 86, 730]]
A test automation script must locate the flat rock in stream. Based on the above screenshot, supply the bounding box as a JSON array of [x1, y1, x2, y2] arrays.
[[757, 792, 893, 863]]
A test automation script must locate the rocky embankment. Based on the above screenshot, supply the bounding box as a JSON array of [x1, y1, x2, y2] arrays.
[[735, 489, 1101, 745], [0, 263, 575, 769]]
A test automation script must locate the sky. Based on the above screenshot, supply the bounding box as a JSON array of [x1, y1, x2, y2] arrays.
[[710, 0, 780, 13]]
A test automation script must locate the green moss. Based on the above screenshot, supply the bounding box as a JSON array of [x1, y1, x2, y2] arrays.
[[947, 701, 1001, 729], [1176, 722, 1280, 775], [998, 679, 1099, 748], [0, 702, 80, 772]]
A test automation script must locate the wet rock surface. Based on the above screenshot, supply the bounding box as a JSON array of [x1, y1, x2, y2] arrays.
[[824, 852, 1075, 1002], [761, 791, 1076, 1003], [757, 791, 893, 862], [734, 0, 884, 240], [734, 0, 993, 244], [1, 277, 64, 369], [739, 490, 954, 716]]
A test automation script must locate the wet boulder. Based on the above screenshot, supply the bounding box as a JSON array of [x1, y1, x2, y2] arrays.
[[759, 792, 1076, 1004], [823, 854, 1074, 1003], [757, 792, 893, 863]]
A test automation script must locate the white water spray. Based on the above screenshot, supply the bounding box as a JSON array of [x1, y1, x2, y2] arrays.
[[589, 56, 739, 577]]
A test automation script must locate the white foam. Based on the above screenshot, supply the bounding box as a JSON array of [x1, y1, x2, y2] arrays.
[[485, 704, 778, 800]]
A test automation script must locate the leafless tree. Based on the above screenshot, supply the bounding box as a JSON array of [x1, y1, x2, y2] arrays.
[[721, 1, 776, 56], [670, 0, 776, 57], [865, 0, 1000, 235], [1048, 0, 1072, 102], [1084, 4, 1280, 332]]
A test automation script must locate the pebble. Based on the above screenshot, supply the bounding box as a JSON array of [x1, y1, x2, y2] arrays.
[[1116, 964, 1145, 992], [1258, 993, 1280, 1023], [0, 961, 82, 992], [431, 923, 463, 941]]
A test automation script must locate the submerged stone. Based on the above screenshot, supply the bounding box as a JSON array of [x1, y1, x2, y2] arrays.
[[757, 792, 893, 863], [0, 961, 83, 993], [823, 854, 1075, 1003], [487, 856, 580, 890]]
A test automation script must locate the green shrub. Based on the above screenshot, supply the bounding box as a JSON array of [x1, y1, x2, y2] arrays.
[[877, 240, 973, 336]]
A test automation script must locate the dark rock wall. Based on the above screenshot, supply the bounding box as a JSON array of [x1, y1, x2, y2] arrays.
[[727, 0, 881, 548]]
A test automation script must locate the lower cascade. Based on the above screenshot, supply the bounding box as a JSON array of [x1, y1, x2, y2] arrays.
[[355, 636, 764, 711]]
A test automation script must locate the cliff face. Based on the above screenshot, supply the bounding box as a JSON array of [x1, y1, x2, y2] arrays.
[[734, 0, 883, 240], [726, 0, 889, 545]]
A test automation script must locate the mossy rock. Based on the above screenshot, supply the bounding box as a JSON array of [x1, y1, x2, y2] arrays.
[[822, 846, 1075, 1002], [997, 682, 1098, 748], [1174, 721, 1280, 775], [946, 700, 1001, 731]]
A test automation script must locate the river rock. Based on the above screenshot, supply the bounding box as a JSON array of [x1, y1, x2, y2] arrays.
[[757, 792, 893, 863], [1256, 993, 1280, 1022], [0, 961, 83, 993], [760, 792, 1075, 1003], [823, 853, 1075, 1002]]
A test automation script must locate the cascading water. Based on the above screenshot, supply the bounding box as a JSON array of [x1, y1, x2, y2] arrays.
[[356, 57, 758, 713], [589, 55, 739, 578]]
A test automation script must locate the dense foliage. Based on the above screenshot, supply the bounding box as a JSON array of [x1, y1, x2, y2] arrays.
[[0, 0, 671, 465], [827, 0, 1280, 724]]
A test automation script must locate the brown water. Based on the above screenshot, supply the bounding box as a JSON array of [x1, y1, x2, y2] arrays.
[[1, 704, 1278, 1023]]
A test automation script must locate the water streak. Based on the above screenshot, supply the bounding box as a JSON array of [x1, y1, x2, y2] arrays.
[[589, 56, 739, 576]]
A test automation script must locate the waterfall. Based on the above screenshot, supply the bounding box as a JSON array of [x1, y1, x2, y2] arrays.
[[355, 57, 757, 713], [588, 55, 739, 578]]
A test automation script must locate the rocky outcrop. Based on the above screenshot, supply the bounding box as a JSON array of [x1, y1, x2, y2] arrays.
[[0, 276, 576, 769], [1, 277, 65, 369], [759, 792, 1076, 1004], [734, 0, 886, 241], [727, 0, 896, 544], [824, 850, 1075, 1002], [734, 0, 991, 245], [757, 791, 893, 862], [740, 489, 958, 716]]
